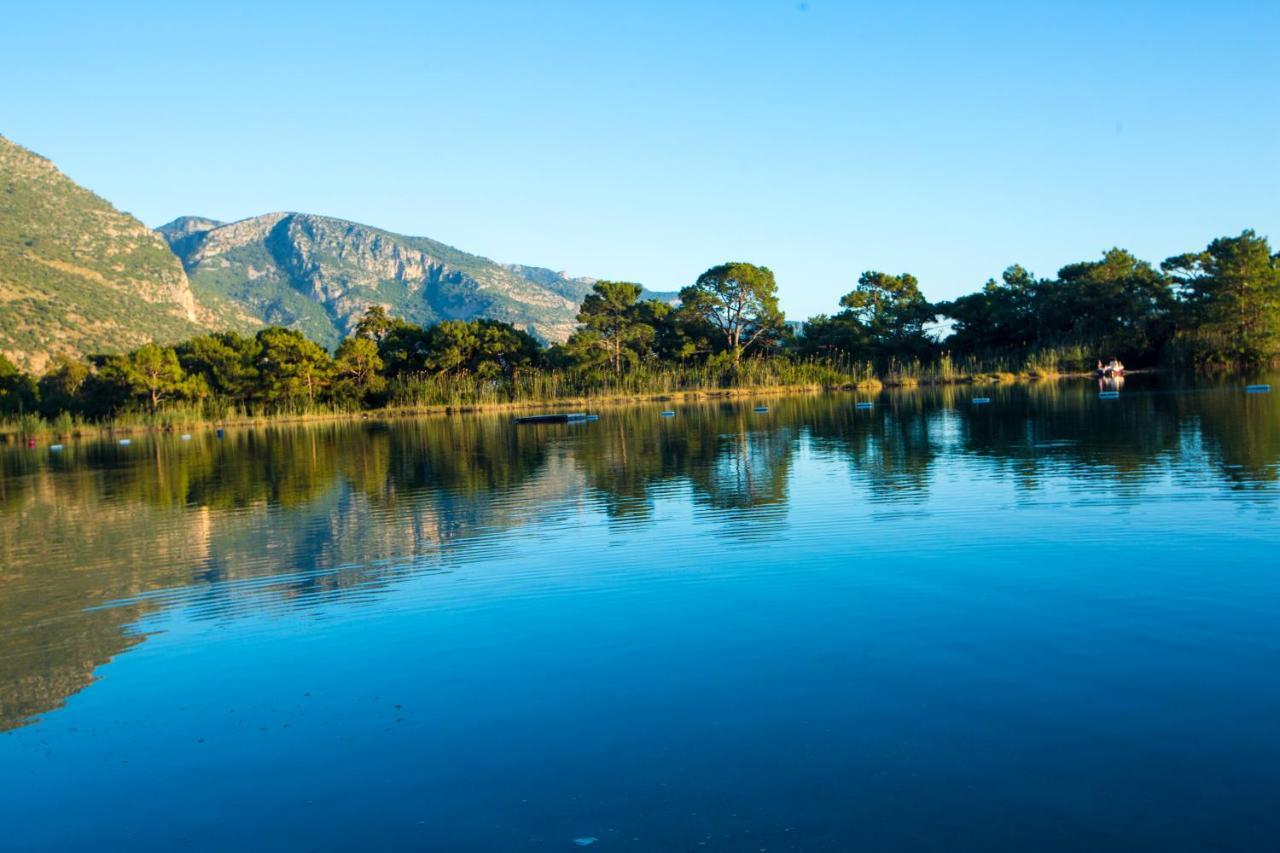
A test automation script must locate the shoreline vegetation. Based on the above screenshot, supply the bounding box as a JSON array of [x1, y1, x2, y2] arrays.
[[2, 228, 1277, 442], [1, 365, 1143, 442]]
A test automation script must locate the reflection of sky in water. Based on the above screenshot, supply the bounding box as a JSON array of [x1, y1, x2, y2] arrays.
[[2, 375, 1279, 850]]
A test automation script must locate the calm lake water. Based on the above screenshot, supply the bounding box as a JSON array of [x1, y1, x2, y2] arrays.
[[2, 373, 1279, 851]]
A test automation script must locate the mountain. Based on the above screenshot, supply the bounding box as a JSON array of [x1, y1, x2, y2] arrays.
[[0, 135, 252, 371], [160, 212, 604, 348], [0, 130, 672, 370]]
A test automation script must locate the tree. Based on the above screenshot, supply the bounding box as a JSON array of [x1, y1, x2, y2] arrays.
[[800, 271, 934, 361], [1163, 230, 1280, 364], [377, 321, 430, 377], [1050, 249, 1172, 356], [840, 271, 935, 357], [333, 336, 386, 405], [572, 281, 656, 374], [0, 355, 38, 415], [423, 320, 541, 378], [794, 311, 871, 359], [99, 344, 188, 412], [937, 265, 1040, 357], [176, 332, 261, 407], [679, 262, 785, 365], [631, 298, 694, 362], [255, 327, 335, 407], [353, 305, 398, 343], [37, 356, 90, 417]]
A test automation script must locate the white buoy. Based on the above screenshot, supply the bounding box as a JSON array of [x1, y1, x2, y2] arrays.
[[49, 444, 64, 451], [118, 438, 131, 446]]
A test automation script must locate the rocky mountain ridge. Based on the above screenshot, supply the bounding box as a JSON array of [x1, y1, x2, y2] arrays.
[[160, 212, 602, 348]]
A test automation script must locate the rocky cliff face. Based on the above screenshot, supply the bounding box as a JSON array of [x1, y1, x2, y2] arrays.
[[0, 135, 211, 371], [162, 212, 600, 348]]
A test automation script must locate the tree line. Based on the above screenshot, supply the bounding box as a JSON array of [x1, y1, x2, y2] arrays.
[[1, 229, 1277, 419]]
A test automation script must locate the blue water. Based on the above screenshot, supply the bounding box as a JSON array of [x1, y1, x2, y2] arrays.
[[2, 376, 1278, 850]]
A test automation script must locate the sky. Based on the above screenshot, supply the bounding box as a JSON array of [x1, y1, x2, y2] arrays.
[[2, 0, 1277, 317]]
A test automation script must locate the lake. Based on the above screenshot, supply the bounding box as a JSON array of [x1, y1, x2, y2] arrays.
[[2, 373, 1278, 851]]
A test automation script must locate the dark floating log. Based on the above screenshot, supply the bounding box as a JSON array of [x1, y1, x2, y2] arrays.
[[515, 413, 590, 424]]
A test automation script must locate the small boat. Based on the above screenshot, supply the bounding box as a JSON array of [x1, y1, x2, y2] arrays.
[[515, 412, 589, 424], [1096, 359, 1126, 378]]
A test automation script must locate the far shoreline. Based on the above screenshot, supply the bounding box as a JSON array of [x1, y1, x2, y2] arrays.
[[1, 368, 1154, 443]]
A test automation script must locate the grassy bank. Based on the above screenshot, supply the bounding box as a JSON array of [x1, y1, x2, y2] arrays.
[[1, 356, 1071, 441]]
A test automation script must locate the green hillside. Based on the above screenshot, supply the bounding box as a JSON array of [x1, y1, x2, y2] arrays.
[[0, 135, 233, 371]]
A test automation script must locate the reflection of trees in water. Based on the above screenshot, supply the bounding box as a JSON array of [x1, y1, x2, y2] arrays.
[[801, 393, 938, 503], [568, 404, 797, 543], [951, 378, 1280, 497], [2, 377, 1278, 730], [0, 419, 567, 732], [572, 404, 795, 522], [1182, 389, 1279, 491]]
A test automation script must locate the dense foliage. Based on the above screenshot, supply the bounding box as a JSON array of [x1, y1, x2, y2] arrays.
[[2, 232, 1278, 422]]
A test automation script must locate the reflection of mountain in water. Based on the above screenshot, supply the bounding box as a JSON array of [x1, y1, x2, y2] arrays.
[[1, 374, 1277, 730]]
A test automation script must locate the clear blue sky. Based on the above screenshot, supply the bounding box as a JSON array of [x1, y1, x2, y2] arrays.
[[3, 0, 1276, 317]]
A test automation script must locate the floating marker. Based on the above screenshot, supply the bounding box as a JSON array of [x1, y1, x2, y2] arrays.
[[753, 406, 769, 413], [180, 434, 192, 440], [216, 428, 225, 438], [49, 444, 63, 451], [118, 438, 131, 446], [26, 438, 36, 449], [855, 401, 874, 410], [585, 414, 599, 421], [1246, 384, 1271, 393], [660, 410, 676, 417], [972, 397, 991, 405], [1099, 391, 1120, 399]]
